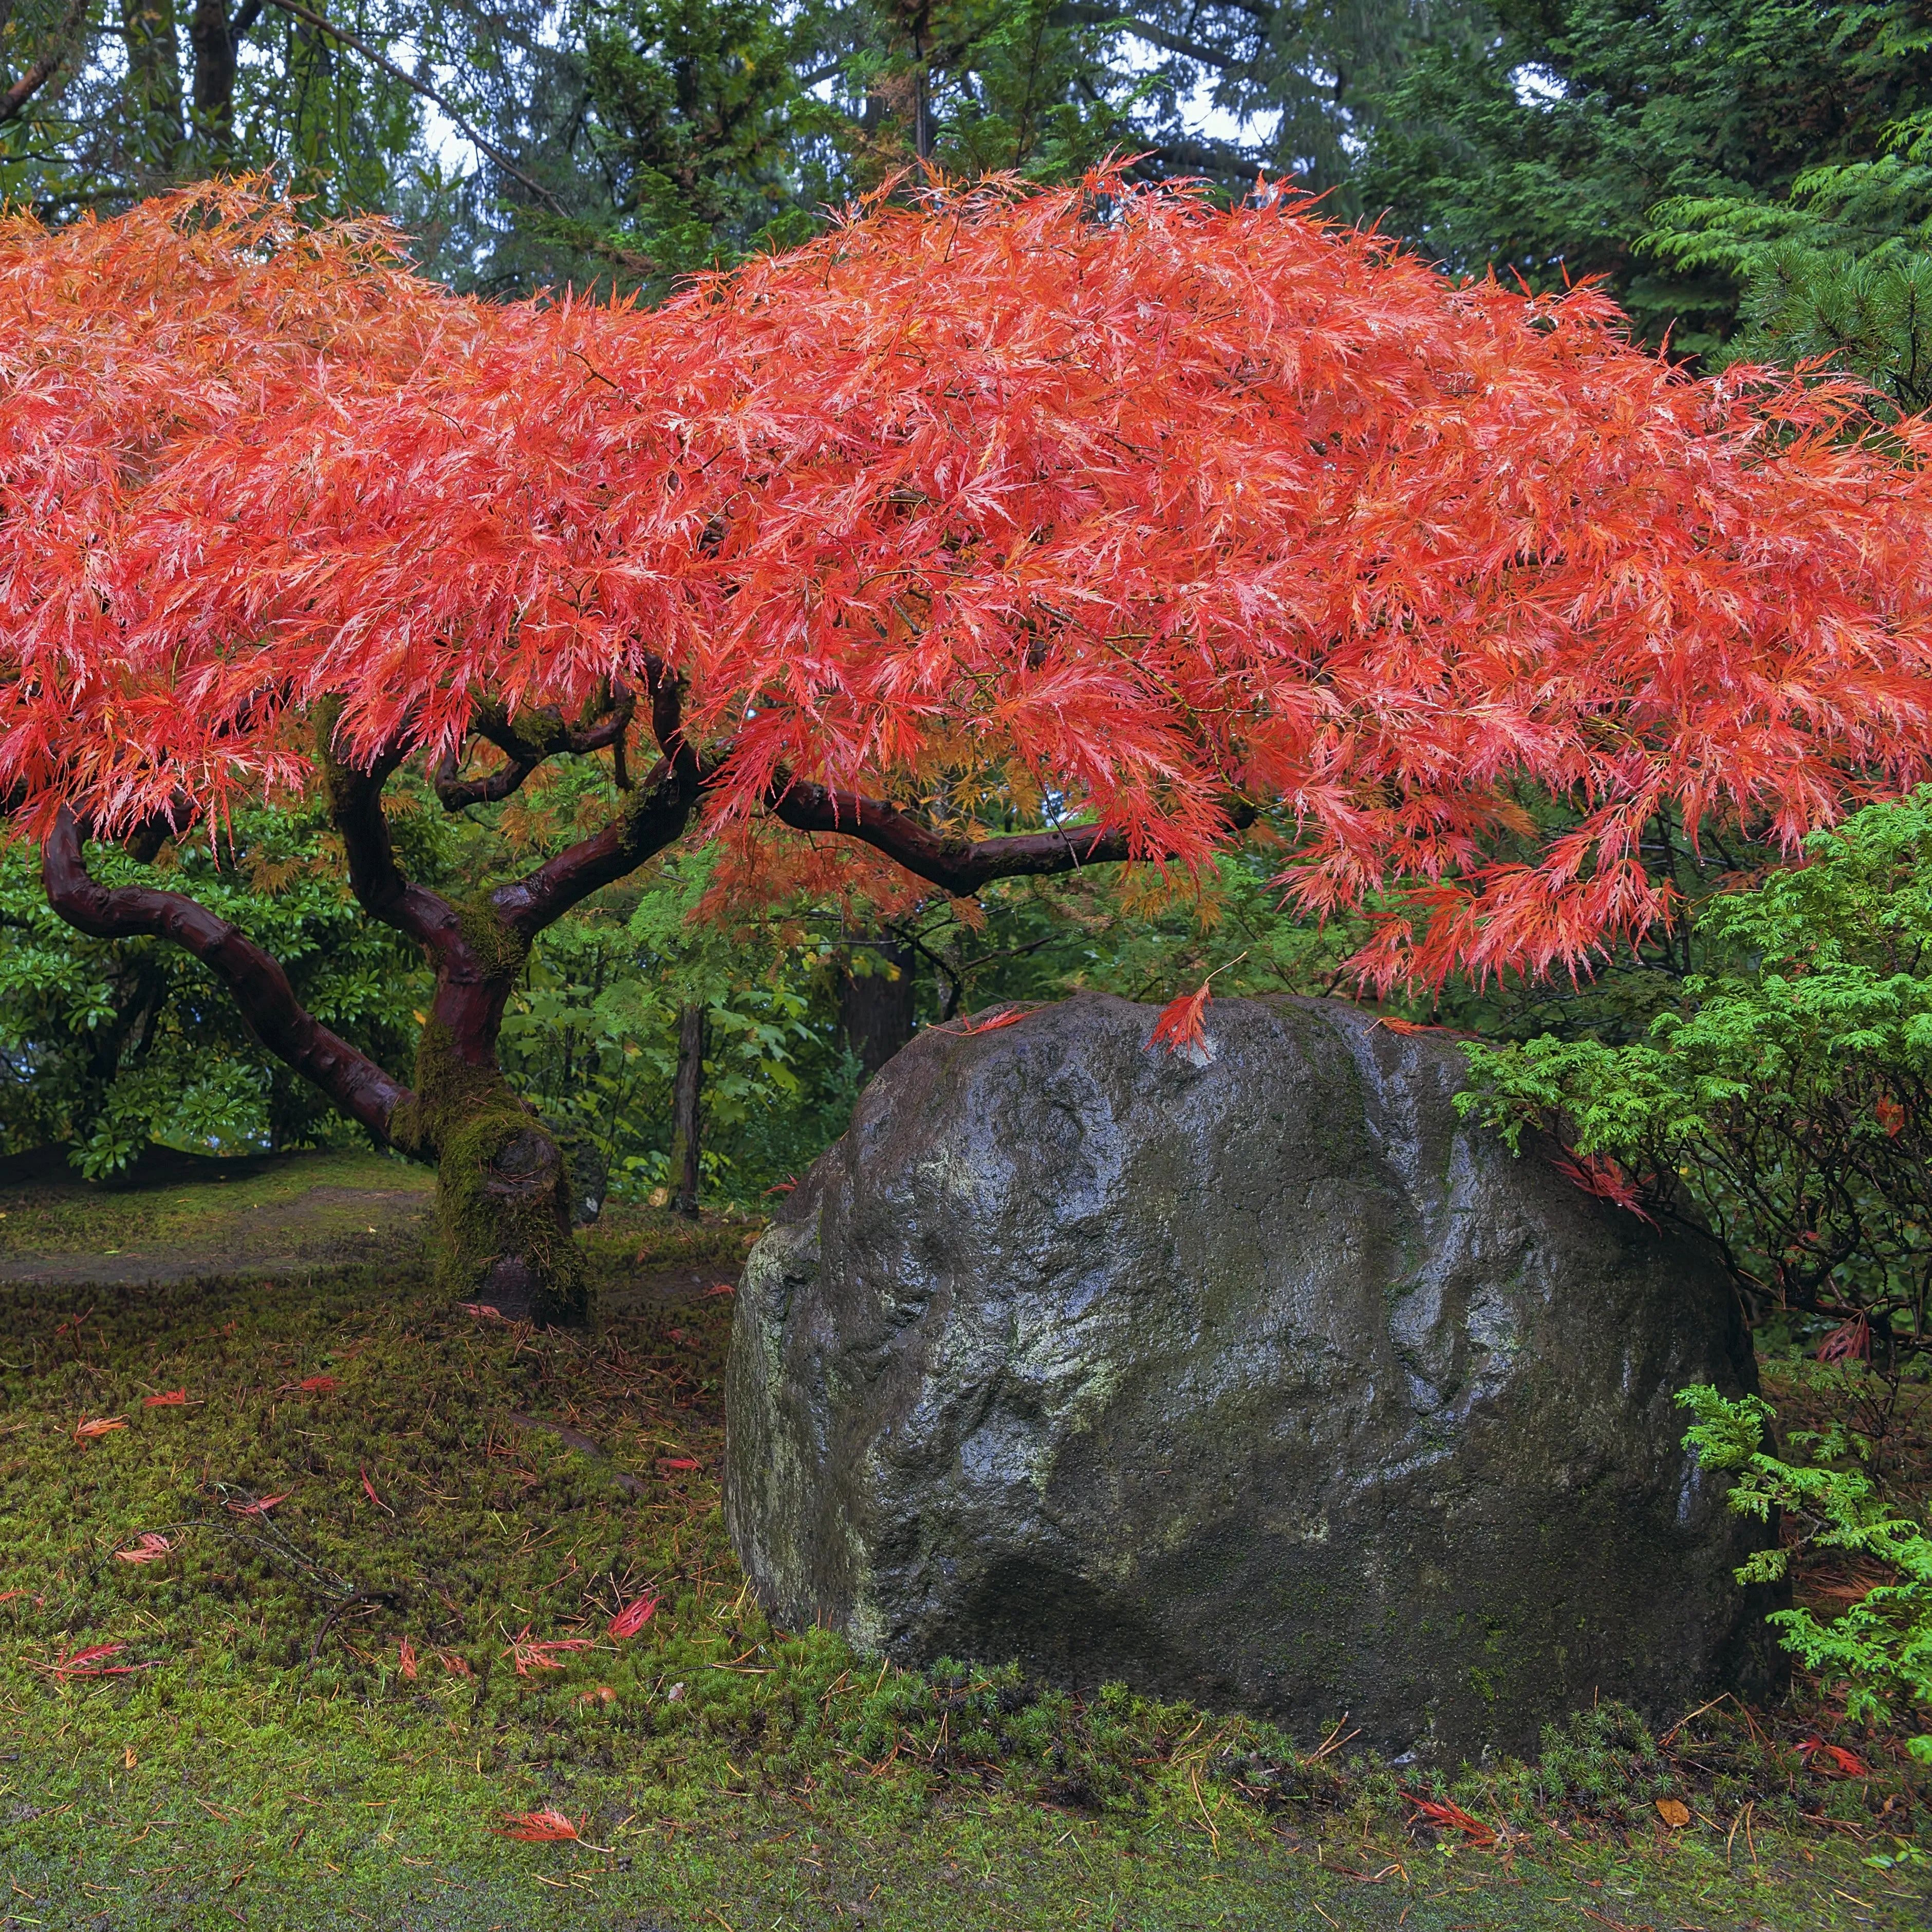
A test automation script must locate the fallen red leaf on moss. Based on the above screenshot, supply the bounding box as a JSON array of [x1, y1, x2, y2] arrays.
[[1402, 1792, 1496, 1847], [504, 1627, 595, 1675], [655, 1456, 702, 1473], [1798, 1738, 1870, 1776], [607, 1594, 660, 1639], [115, 1533, 174, 1565], [224, 1493, 289, 1516], [398, 1635, 418, 1681], [493, 1807, 581, 1842], [72, 1415, 127, 1443], [31, 1643, 157, 1679], [142, 1390, 189, 1407], [360, 1464, 394, 1514]]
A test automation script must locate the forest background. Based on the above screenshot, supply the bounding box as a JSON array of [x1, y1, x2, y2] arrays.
[[5, 0, 1932, 1264]]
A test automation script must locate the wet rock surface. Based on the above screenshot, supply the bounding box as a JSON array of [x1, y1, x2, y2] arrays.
[[725, 994, 1779, 1758]]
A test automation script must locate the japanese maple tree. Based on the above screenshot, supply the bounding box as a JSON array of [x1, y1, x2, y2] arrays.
[[5, 171, 1931, 1324]]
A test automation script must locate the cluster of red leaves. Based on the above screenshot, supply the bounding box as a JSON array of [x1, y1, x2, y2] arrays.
[[6, 172, 1932, 984], [1548, 1150, 1658, 1226]]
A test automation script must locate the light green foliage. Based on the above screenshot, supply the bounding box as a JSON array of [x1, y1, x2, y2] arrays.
[[1680, 1384, 1932, 1762], [1457, 792, 1932, 1351], [0, 806, 428, 1177]]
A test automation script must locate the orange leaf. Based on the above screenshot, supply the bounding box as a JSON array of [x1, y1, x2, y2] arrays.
[[114, 1532, 174, 1565], [1798, 1739, 1870, 1777], [398, 1635, 418, 1682], [296, 1374, 339, 1395], [1655, 1797, 1691, 1829], [73, 1415, 127, 1443], [702, 1281, 735, 1297], [1149, 985, 1213, 1057], [1875, 1095, 1906, 1137], [142, 1390, 189, 1407], [493, 1807, 582, 1843], [607, 1594, 660, 1640]]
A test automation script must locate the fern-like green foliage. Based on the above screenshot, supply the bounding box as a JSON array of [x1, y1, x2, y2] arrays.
[[1457, 791, 1932, 1353], [1679, 1384, 1932, 1761]]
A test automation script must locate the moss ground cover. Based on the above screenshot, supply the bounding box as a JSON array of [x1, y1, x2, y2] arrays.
[[0, 1166, 1924, 1928]]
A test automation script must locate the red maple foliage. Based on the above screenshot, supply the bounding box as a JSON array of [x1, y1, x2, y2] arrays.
[[5, 170, 1931, 1304]]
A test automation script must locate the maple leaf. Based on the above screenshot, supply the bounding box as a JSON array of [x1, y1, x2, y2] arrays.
[[1402, 1792, 1497, 1847], [114, 1532, 174, 1565], [1796, 1738, 1870, 1777], [493, 1807, 583, 1843], [504, 1626, 595, 1675], [701, 1281, 735, 1297], [224, 1493, 289, 1516], [1874, 1095, 1906, 1138], [72, 1416, 127, 1444], [607, 1594, 660, 1639], [949, 1002, 1044, 1036], [282, 1374, 339, 1395], [1548, 1151, 1658, 1228], [1149, 955, 1246, 1064], [142, 1390, 189, 1407], [32, 1643, 156, 1679], [1816, 1316, 1871, 1366], [397, 1635, 418, 1682], [655, 1456, 702, 1473], [360, 1464, 394, 1514]]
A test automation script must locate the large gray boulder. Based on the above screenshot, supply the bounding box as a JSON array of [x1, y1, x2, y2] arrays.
[[725, 994, 1779, 1758]]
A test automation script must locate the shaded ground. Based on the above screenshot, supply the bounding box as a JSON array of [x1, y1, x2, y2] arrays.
[[0, 1164, 1923, 1929]]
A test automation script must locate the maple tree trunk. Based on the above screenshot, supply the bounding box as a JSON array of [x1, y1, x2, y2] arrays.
[[667, 1002, 705, 1219], [393, 949, 588, 1328]]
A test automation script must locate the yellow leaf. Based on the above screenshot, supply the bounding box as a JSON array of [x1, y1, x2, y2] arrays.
[[1655, 1798, 1691, 1829]]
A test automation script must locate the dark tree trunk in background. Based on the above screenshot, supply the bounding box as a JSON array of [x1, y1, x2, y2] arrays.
[[840, 935, 917, 1083], [668, 1001, 705, 1218]]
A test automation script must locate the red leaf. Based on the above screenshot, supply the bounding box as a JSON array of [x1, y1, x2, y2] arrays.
[[33, 1643, 157, 1679], [1798, 1739, 1870, 1777], [656, 1456, 702, 1473], [360, 1464, 394, 1514], [493, 1807, 582, 1842], [505, 1626, 595, 1675], [298, 1374, 339, 1394], [398, 1634, 418, 1681], [142, 1390, 189, 1407], [702, 1281, 735, 1297], [1402, 1791, 1496, 1847], [1874, 1095, 1906, 1137], [225, 1492, 289, 1516], [73, 1415, 127, 1443], [114, 1532, 174, 1565], [607, 1594, 660, 1639], [1816, 1316, 1870, 1366], [951, 1003, 1042, 1036], [1548, 1151, 1658, 1228]]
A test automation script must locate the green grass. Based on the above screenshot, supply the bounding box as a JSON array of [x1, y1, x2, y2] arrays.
[[0, 1202, 1925, 1928], [0, 1146, 433, 1264]]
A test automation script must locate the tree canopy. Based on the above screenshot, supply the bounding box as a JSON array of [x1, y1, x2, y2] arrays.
[[7, 168, 1932, 1312]]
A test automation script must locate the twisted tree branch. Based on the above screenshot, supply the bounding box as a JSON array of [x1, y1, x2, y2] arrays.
[[42, 808, 417, 1149]]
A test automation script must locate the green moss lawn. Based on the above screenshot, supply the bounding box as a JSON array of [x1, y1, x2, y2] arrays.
[[0, 1155, 1924, 1928]]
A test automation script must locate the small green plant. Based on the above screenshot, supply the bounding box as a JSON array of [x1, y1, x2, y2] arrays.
[[1679, 1383, 1932, 1761]]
